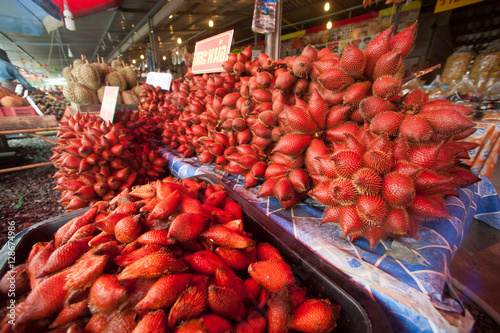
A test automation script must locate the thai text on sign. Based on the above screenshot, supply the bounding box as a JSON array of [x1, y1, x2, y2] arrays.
[[192, 30, 234, 74]]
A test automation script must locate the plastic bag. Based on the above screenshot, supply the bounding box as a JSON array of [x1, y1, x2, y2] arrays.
[[441, 46, 474, 85], [425, 75, 446, 100]]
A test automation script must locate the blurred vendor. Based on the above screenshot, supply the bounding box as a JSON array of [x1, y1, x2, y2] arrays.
[[0, 49, 37, 92]]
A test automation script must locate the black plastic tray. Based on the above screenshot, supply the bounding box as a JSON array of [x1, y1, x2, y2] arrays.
[[192, 174, 391, 333], [0, 175, 391, 332]]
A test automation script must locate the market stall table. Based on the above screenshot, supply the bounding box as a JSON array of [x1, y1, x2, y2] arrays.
[[157, 145, 500, 333]]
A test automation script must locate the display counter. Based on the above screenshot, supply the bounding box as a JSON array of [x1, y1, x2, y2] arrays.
[[157, 145, 500, 333]]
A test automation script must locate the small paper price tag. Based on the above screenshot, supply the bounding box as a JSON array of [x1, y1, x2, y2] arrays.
[[100, 86, 120, 122], [146, 72, 173, 91]]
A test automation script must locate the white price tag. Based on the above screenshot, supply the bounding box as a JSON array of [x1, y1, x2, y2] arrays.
[[146, 72, 173, 91]]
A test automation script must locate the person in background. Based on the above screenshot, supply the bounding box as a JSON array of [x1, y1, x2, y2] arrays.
[[0, 48, 37, 92]]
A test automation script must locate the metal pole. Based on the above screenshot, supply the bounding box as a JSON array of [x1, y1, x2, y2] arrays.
[[265, 0, 282, 60]]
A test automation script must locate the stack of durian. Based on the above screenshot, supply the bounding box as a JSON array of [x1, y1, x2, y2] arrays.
[[62, 56, 142, 106]]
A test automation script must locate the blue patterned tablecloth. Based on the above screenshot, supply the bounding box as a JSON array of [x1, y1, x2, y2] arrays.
[[158, 146, 500, 333]]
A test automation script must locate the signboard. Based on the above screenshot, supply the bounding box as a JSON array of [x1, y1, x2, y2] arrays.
[[146, 72, 173, 91], [192, 30, 234, 74], [434, 0, 484, 13], [100, 86, 120, 122]]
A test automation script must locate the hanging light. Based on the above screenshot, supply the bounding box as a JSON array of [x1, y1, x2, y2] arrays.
[[209, 19, 214, 27], [132, 59, 136, 64], [177, 37, 182, 44], [163, 55, 167, 60], [63, 0, 76, 31], [326, 21, 333, 29], [324, 2, 330, 11], [169, 15, 173, 19], [140, 54, 144, 59]]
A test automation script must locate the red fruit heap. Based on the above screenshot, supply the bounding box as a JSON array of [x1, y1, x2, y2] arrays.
[[52, 111, 168, 210], [0, 177, 341, 332], [144, 21, 480, 247]]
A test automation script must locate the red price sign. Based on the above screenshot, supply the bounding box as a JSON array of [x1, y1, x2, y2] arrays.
[[192, 30, 234, 74]]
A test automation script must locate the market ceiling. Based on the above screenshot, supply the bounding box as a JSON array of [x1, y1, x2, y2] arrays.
[[0, 0, 432, 78]]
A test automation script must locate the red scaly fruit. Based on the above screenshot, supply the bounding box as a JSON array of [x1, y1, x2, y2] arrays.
[[308, 89, 329, 129], [234, 306, 267, 333], [331, 150, 363, 179], [0, 264, 29, 296], [248, 259, 295, 292], [301, 44, 318, 62], [403, 89, 428, 109], [172, 319, 206, 333], [215, 247, 251, 271], [224, 197, 243, 220], [275, 70, 297, 92], [372, 50, 403, 80], [312, 58, 340, 77], [201, 225, 255, 249], [292, 55, 313, 78], [449, 166, 481, 188], [136, 229, 172, 246], [183, 250, 229, 275], [306, 139, 330, 175], [399, 115, 433, 142], [339, 205, 365, 237], [343, 133, 366, 156], [115, 214, 142, 244], [167, 212, 209, 242], [49, 299, 88, 329], [308, 182, 337, 206], [88, 274, 127, 313], [268, 286, 294, 333], [37, 237, 91, 278], [258, 177, 283, 197], [280, 105, 318, 135], [180, 194, 205, 214], [257, 242, 283, 261], [290, 299, 341, 333], [364, 25, 394, 77], [383, 208, 410, 235], [322, 89, 345, 106], [325, 122, 360, 142], [363, 149, 392, 175], [330, 178, 358, 205], [321, 206, 342, 225], [117, 252, 187, 280], [343, 81, 372, 106], [272, 133, 312, 156], [199, 314, 232, 333], [372, 76, 402, 99], [325, 105, 352, 129], [393, 161, 423, 180], [392, 138, 411, 161], [352, 167, 383, 195], [168, 282, 209, 329], [208, 284, 246, 320], [318, 68, 355, 92], [390, 21, 418, 59], [409, 142, 444, 169], [382, 172, 416, 207], [136, 274, 192, 310], [294, 78, 310, 96], [359, 96, 397, 121], [16, 270, 70, 324], [370, 111, 405, 136], [357, 195, 388, 225], [132, 310, 167, 333], [357, 225, 387, 249], [409, 194, 452, 219], [418, 109, 476, 136], [146, 190, 181, 221], [289, 169, 311, 193], [273, 177, 296, 203], [339, 42, 366, 79], [414, 170, 452, 193]]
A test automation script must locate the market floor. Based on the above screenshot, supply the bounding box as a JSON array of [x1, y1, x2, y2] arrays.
[[450, 165, 500, 330]]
